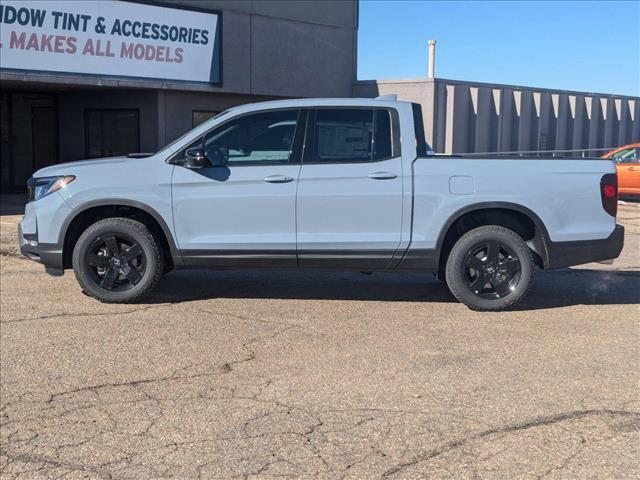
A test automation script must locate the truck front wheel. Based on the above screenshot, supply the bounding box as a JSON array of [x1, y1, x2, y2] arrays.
[[445, 225, 534, 311], [72, 217, 163, 303]]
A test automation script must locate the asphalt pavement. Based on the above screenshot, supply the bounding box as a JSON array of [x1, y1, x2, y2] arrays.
[[1, 199, 638, 479]]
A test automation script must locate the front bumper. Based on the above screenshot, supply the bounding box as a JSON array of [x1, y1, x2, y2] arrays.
[[18, 223, 64, 276], [544, 224, 625, 270]]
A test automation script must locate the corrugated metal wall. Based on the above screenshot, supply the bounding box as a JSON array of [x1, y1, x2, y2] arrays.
[[353, 78, 640, 154]]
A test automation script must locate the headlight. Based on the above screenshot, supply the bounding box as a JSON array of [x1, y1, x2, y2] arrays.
[[27, 176, 75, 201]]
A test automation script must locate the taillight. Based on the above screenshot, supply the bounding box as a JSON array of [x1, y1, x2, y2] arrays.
[[600, 173, 618, 217]]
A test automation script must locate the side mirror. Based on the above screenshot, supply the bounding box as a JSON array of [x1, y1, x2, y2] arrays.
[[208, 146, 229, 166], [184, 148, 210, 169]]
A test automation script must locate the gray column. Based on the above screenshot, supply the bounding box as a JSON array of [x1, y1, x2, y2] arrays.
[[572, 96, 588, 151], [555, 94, 572, 151], [603, 98, 619, 148]]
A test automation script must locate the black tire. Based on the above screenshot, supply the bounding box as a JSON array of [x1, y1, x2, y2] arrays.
[[72, 217, 163, 303], [445, 225, 534, 311]]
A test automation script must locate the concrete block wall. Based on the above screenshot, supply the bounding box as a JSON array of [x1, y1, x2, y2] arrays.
[[353, 78, 640, 154]]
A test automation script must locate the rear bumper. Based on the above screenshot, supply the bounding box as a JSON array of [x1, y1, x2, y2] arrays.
[[18, 224, 64, 276], [619, 189, 640, 198], [544, 224, 625, 269]]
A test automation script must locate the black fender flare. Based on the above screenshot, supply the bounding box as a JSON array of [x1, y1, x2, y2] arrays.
[[59, 198, 183, 267], [433, 201, 552, 267]]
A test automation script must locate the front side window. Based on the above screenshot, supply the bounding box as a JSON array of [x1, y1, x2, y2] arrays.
[[202, 109, 300, 165], [308, 108, 394, 163]]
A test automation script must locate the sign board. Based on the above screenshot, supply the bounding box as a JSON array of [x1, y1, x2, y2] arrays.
[[0, 0, 221, 84]]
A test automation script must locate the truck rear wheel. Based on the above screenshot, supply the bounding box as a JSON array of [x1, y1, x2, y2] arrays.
[[445, 225, 534, 311], [72, 218, 163, 303]]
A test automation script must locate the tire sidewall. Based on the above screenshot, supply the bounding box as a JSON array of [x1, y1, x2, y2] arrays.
[[72, 219, 162, 303], [446, 226, 533, 311]]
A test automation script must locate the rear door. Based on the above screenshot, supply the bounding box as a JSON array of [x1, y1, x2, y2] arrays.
[[296, 107, 403, 269], [171, 108, 304, 267]]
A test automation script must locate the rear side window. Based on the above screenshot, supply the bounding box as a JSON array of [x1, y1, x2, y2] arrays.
[[307, 108, 395, 163]]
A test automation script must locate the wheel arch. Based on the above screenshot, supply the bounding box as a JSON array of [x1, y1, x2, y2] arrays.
[[435, 202, 551, 272], [60, 199, 182, 270]]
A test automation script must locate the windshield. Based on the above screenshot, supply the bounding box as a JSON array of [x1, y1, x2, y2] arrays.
[[156, 109, 230, 155]]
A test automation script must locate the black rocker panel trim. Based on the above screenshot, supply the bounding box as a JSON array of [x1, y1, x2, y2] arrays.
[[181, 250, 297, 269], [180, 249, 397, 270], [297, 250, 395, 270]]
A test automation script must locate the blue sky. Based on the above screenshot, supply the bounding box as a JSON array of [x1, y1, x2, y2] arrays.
[[357, 0, 640, 96]]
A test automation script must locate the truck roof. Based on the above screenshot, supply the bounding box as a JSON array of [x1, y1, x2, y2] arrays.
[[226, 97, 408, 115]]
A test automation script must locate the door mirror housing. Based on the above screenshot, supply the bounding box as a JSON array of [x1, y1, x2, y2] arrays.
[[184, 148, 210, 169], [208, 146, 229, 166]]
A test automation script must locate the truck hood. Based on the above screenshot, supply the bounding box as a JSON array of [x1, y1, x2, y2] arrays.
[[33, 156, 130, 178]]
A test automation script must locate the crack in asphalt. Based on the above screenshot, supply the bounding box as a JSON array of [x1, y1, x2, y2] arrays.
[[0, 448, 115, 480], [381, 409, 640, 477], [45, 370, 223, 404], [3, 320, 638, 479], [2, 290, 288, 325], [535, 427, 587, 480], [2, 236, 639, 478], [1, 304, 172, 324], [3, 383, 639, 479], [22, 310, 296, 411]]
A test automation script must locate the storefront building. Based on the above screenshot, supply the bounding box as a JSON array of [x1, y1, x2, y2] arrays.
[[4, 0, 636, 194], [0, 0, 358, 192]]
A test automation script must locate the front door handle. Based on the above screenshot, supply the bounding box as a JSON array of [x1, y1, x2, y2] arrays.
[[264, 175, 294, 183], [368, 171, 398, 180]]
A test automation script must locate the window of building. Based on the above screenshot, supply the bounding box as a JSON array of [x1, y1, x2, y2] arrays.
[[85, 109, 139, 159], [192, 110, 220, 128], [308, 108, 394, 163]]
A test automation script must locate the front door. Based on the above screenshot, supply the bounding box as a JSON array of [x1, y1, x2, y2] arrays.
[[171, 109, 304, 267], [296, 108, 403, 269]]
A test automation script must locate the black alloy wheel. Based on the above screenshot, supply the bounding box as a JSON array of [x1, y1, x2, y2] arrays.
[[463, 240, 521, 299], [445, 225, 534, 311], [85, 233, 146, 292], [72, 217, 163, 303]]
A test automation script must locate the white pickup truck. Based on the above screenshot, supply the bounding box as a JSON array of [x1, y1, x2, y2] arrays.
[[19, 97, 624, 310]]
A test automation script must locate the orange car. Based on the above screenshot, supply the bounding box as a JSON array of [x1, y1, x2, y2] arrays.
[[602, 143, 640, 198]]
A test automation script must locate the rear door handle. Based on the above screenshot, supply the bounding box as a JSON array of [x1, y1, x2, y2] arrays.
[[264, 175, 294, 183], [368, 171, 398, 180]]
